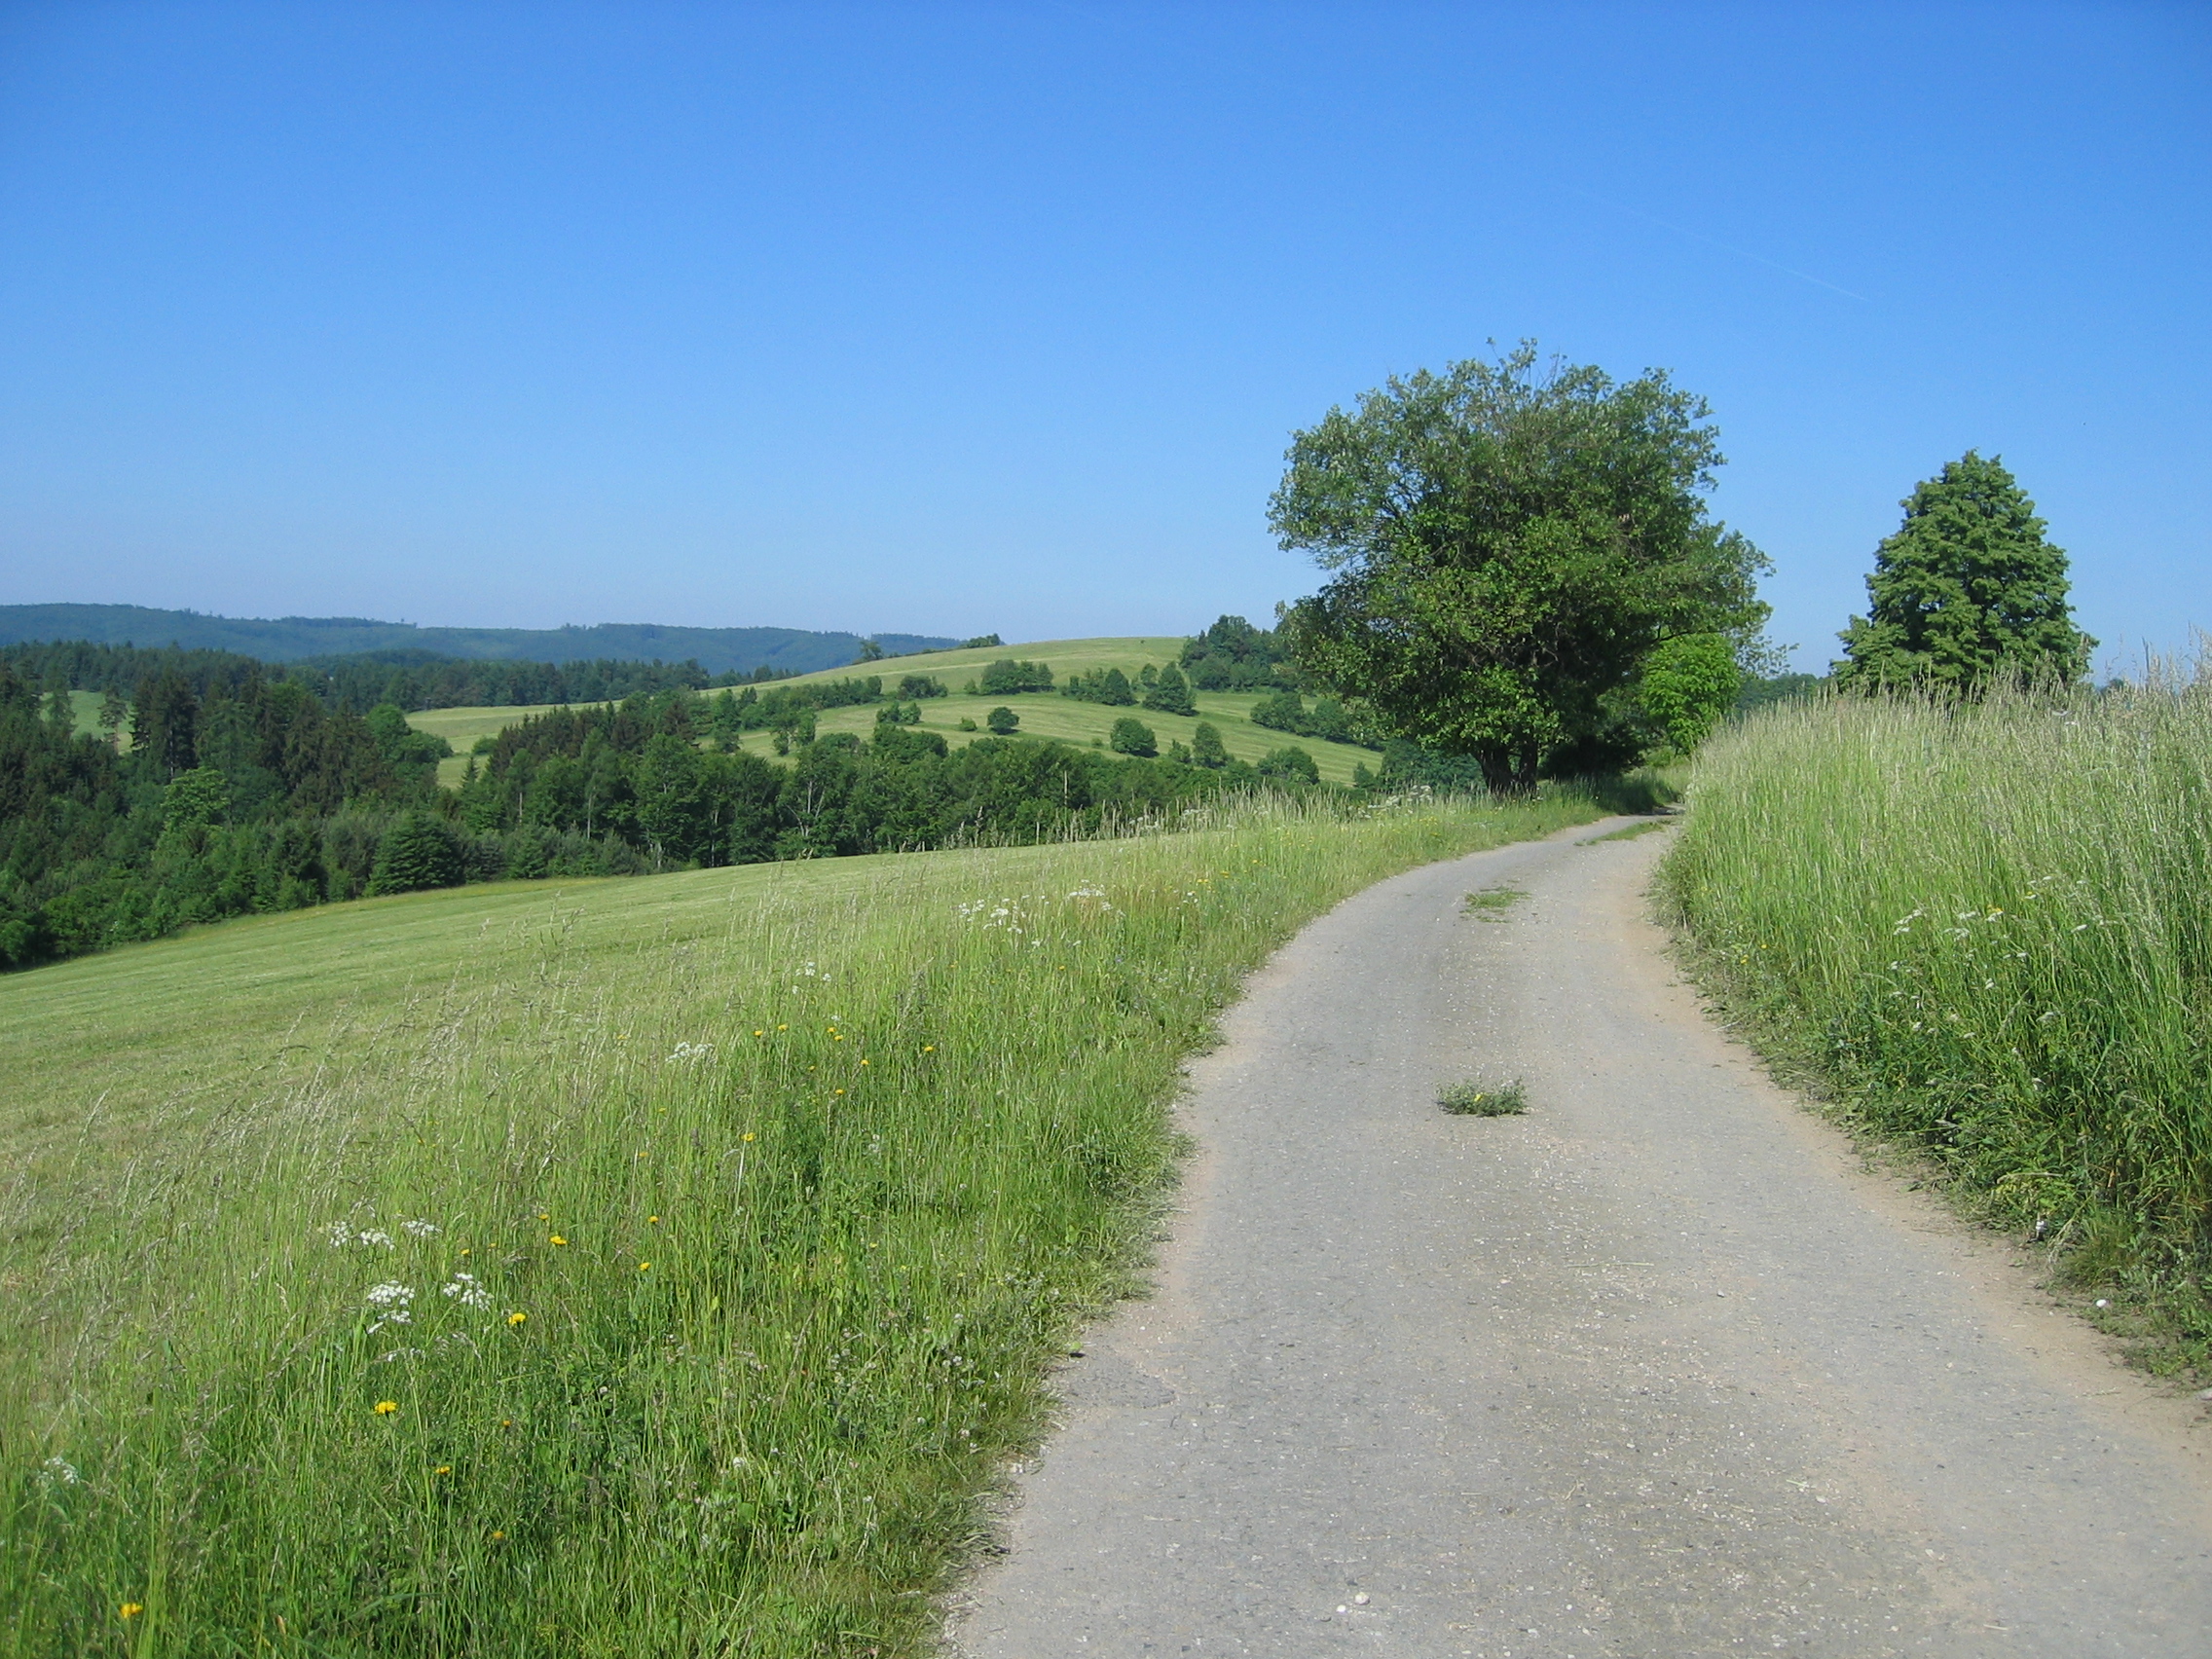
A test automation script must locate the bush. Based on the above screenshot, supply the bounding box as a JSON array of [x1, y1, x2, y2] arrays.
[[978, 659, 1054, 695], [1109, 718, 1158, 757], [896, 675, 946, 699], [1141, 663, 1196, 717], [1256, 746, 1319, 784], [986, 706, 1019, 735]]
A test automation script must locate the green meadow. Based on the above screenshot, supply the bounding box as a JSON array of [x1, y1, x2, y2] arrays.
[[0, 787, 1608, 1656]]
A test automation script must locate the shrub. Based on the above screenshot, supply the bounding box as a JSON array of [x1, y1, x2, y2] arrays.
[[1109, 718, 1158, 757], [986, 706, 1019, 735], [1256, 746, 1319, 784], [1141, 663, 1196, 717]]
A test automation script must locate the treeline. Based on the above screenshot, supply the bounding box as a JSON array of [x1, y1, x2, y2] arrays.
[[0, 658, 468, 967], [0, 639, 794, 714], [454, 694, 1299, 866]]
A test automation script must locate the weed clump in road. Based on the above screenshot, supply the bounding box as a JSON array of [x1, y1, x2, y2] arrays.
[[1462, 886, 1527, 918], [1440, 1079, 1529, 1116]]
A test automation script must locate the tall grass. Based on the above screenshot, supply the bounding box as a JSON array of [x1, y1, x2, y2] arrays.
[[1661, 674, 2212, 1298], [1, 787, 1606, 1656]]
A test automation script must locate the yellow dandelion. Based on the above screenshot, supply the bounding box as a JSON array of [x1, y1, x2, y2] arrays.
[[120, 1604, 144, 1620], [434, 1464, 452, 1475], [492, 1529, 506, 1540], [638, 1261, 651, 1272], [742, 1131, 756, 1142], [777, 1023, 788, 1031], [923, 1045, 936, 1052], [861, 1058, 870, 1065], [635, 1151, 646, 1160], [537, 1212, 550, 1222], [647, 1214, 660, 1225], [507, 1311, 527, 1326], [549, 1235, 567, 1246], [501, 1418, 513, 1427], [375, 1400, 398, 1416], [460, 1247, 471, 1257], [754, 1029, 764, 1037], [833, 1088, 845, 1095]]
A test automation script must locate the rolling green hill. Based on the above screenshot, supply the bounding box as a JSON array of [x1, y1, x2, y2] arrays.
[[415, 636, 1380, 787], [0, 603, 954, 675]]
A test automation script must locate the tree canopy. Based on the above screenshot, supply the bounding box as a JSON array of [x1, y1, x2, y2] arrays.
[[1833, 452, 2092, 691], [1271, 345, 1769, 789]]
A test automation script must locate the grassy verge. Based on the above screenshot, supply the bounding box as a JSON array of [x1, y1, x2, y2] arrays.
[[1658, 680, 2212, 1379], [1, 786, 1610, 1656]]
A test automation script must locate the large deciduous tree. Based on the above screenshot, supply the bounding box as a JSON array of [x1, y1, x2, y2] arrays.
[[1271, 345, 1769, 791], [1833, 452, 2092, 691]]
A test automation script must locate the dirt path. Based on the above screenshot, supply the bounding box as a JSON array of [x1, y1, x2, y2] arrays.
[[944, 821, 2212, 1657]]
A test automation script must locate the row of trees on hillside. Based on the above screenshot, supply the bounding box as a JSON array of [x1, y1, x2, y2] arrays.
[[1267, 346, 2092, 788]]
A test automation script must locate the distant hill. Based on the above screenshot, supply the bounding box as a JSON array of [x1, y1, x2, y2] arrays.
[[0, 604, 957, 676]]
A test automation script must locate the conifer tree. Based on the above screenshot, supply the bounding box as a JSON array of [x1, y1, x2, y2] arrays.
[[368, 812, 461, 895], [1835, 452, 2092, 690]]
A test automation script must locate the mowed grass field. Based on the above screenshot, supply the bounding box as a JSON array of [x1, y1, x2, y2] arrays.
[[0, 788, 1610, 1655], [407, 638, 1381, 788]]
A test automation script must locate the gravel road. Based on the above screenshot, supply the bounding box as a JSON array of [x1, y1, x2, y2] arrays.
[[945, 820, 2212, 1657]]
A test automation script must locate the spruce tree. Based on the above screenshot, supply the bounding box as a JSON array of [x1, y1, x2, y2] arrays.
[[368, 812, 462, 896], [1835, 452, 2092, 690]]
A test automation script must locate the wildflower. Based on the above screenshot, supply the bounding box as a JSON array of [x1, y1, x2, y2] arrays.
[[441, 1272, 490, 1310], [754, 1029, 765, 1037], [435, 1464, 452, 1475], [834, 1088, 845, 1095], [38, 1455, 79, 1487], [375, 1400, 398, 1416], [861, 1058, 870, 1065], [647, 1214, 661, 1224], [508, 1311, 528, 1326], [537, 1212, 550, 1222], [355, 1229, 395, 1249], [367, 1282, 414, 1309], [501, 1419, 513, 1427], [549, 1235, 567, 1246], [923, 1045, 936, 1052], [402, 1219, 440, 1238], [120, 1604, 143, 1620], [492, 1530, 506, 1540], [742, 1131, 756, 1142], [638, 1261, 652, 1272]]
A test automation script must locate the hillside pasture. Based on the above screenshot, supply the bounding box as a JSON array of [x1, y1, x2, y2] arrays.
[[0, 789, 1607, 1656]]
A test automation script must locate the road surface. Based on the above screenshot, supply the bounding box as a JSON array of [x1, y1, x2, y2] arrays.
[[945, 820, 2212, 1658]]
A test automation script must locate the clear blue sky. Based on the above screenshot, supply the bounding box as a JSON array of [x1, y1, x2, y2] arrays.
[[2, 3, 2204, 671]]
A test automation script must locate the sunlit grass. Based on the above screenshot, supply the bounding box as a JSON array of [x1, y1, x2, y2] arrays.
[[0, 786, 1609, 1655], [1661, 675, 2212, 1320]]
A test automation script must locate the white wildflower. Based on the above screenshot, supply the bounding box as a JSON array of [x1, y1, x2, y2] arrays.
[[38, 1455, 80, 1487], [441, 1272, 492, 1310], [366, 1282, 414, 1309], [355, 1229, 395, 1249], [401, 1219, 440, 1238]]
